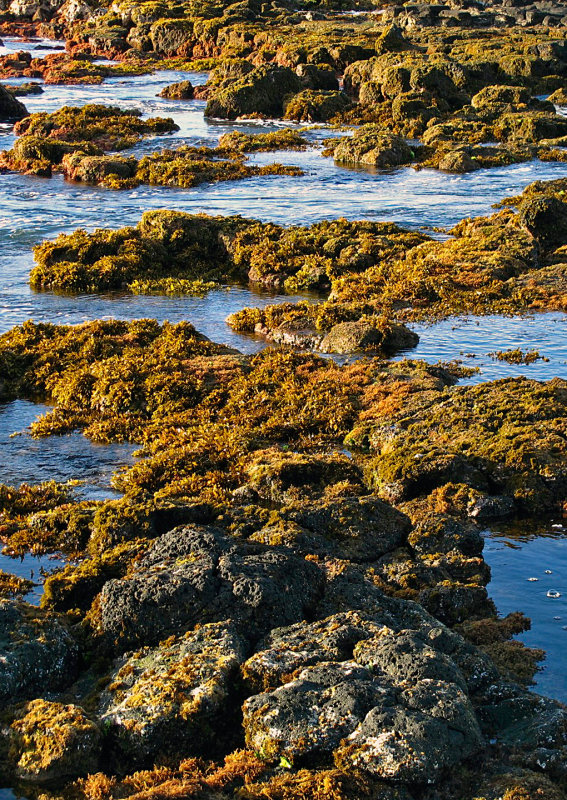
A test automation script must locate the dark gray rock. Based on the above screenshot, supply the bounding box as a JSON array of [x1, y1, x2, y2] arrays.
[[99, 525, 324, 650], [0, 601, 78, 701]]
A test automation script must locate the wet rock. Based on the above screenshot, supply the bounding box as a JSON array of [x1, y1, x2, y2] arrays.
[[0, 601, 78, 701], [158, 79, 194, 99], [99, 622, 248, 765], [319, 321, 419, 354], [61, 153, 137, 184], [0, 83, 28, 122], [99, 525, 324, 650], [333, 127, 414, 169], [9, 700, 101, 783], [436, 147, 481, 173]]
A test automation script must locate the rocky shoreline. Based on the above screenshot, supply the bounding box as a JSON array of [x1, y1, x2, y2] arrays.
[[0, 0, 566, 798]]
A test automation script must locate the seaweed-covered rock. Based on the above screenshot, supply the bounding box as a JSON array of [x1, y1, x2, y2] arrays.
[[519, 194, 567, 252], [320, 320, 418, 354], [158, 79, 194, 99], [9, 700, 101, 783], [205, 65, 302, 120], [296, 63, 338, 91], [99, 525, 324, 650], [99, 622, 248, 765], [283, 89, 351, 122], [0, 83, 27, 122], [333, 127, 414, 169], [0, 601, 78, 701]]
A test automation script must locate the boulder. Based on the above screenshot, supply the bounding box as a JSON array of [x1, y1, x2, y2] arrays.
[[0, 601, 78, 701], [0, 84, 28, 122], [333, 128, 414, 169], [158, 80, 194, 99], [99, 525, 324, 650], [205, 66, 302, 120], [283, 89, 351, 122], [99, 621, 248, 765]]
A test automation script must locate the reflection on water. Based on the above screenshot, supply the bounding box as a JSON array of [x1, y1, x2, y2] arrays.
[[484, 519, 567, 702], [0, 399, 135, 498]]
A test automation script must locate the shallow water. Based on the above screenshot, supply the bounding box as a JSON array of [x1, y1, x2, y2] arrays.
[[484, 520, 567, 701], [0, 37, 567, 701]]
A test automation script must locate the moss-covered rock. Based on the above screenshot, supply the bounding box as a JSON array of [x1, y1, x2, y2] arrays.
[[333, 127, 414, 169], [99, 622, 247, 765]]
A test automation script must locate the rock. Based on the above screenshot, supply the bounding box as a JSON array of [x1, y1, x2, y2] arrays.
[[319, 320, 418, 354], [283, 495, 411, 562], [375, 24, 413, 55], [471, 84, 531, 111], [61, 153, 137, 184], [242, 450, 363, 504], [519, 195, 567, 251], [99, 621, 248, 765], [407, 513, 483, 556], [548, 87, 567, 106], [3, 82, 43, 97], [10, 700, 100, 783], [335, 678, 482, 782], [0, 84, 28, 122], [333, 127, 414, 169], [494, 111, 567, 143], [436, 147, 480, 173], [296, 63, 339, 91], [205, 65, 302, 120], [0, 601, 78, 701], [243, 661, 391, 761], [99, 525, 324, 650], [283, 89, 351, 122], [158, 80, 194, 99], [243, 612, 404, 692], [243, 624, 482, 782]]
